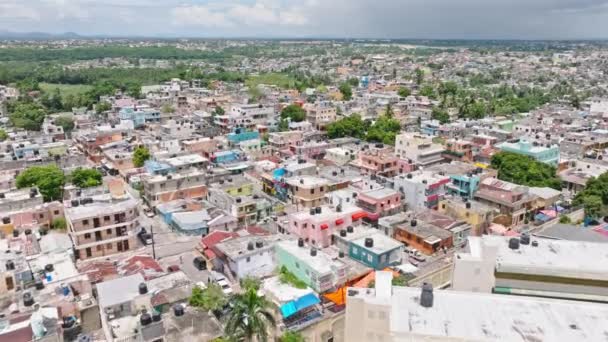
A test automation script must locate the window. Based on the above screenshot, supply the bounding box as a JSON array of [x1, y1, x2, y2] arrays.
[[84, 233, 91, 239], [83, 219, 89, 225], [104, 216, 110, 221], [320, 187, 324, 192], [311, 189, 315, 195], [106, 229, 112, 234], [107, 243, 112, 249], [96, 245, 102, 251], [39, 214, 44, 219], [352, 247, 358, 255], [295, 262, 300, 269], [54, 210, 60, 215], [367, 254, 373, 262]]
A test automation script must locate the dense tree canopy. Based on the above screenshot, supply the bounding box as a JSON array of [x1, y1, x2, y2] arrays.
[[339, 83, 353, 101], [0, 129, 7, 141], [133, 146, 151, 168], [326, 114, 369, 140], [189, 284, 227, 312], [9, 102, 48, 131], [366, 114, 402, 145], [71, 168, 103, 188], [431, 107, 450, 124], [572, 171, 608, 218], [397, 87, 411, 97], [490, 152, 561, 190], [54, 115, 75, 135], [280, 104, 306, 122], [16, 165, 65, 202]]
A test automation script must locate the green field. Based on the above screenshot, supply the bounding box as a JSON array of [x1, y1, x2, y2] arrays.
[[246, 73, 297, 90], [39, 83, 93, 98]]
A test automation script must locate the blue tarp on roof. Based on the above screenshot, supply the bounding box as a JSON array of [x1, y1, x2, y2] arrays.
[[279, 293, 320, 318], [273, 168, 286, 180]]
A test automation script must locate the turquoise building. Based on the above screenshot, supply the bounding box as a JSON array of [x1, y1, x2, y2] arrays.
[[447, 174, 481, 199], [227, 129, 260, 145], [144, 160, 174, 175], [496, 140, 560, 166], [348, 233, 403, 270]]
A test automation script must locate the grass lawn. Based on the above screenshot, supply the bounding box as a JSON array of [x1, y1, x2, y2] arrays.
[[246, 73, 297, 90], [39, 83, 93, 99]]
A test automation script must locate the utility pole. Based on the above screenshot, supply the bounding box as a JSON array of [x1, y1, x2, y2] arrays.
[[150, 222, 157, 260]]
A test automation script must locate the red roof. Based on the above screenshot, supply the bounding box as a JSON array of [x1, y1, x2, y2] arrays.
[[245, 225, 271, 236], [201, 231, 238, 249], [119, 255, 164, 280]]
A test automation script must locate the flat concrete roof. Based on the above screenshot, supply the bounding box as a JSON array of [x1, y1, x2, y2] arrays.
[[348, 285, 608, 341], [474, 236, 608, 281]]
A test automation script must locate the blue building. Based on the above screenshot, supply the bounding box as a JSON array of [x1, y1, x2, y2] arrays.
[[212, 150, 242, 164], [447, 174, 481, 199], [119, 107, 161, 128], [227, 129, 260, 145], [348, 232, 403, 270], [421, 120, 442, 136], [144, 160, 174, 176]]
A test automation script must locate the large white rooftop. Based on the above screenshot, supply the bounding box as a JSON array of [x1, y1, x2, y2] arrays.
[[349, 285, 608, 341], [471, 236, 608, 281], [277, 240, 345, 275]]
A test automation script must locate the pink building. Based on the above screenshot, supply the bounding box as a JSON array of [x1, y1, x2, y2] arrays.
[[356, 187, 402, 219], [284, 205, 366, 248]]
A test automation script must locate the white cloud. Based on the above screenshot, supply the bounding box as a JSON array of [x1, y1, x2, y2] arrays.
[[171, 5, 233, 28], [0, 2, 40, 20]]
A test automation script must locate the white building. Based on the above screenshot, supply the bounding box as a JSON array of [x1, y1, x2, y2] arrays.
[[452, 235, 608, 302], [345, 271, 608, 342], [215, 235, 281, 279], [395, 132, 445, 166]]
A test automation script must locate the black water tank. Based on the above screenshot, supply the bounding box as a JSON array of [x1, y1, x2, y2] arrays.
[[71, 200, 79, 207], [173, 304, 184, 317], [298, 238, 304, 247], [420, 283, 434, 308], [531, 240, 539, 247], [364, 238, 374, 248], [152, 312, 162, 322], [339, 251, 345, 258], [407, 173, 412, 179], [24, 229, 32, 235], [465, 202, 471, 209], [508, 238, 520, 250], [45, 264, 54, 272], [247, 242, 254, 251], [315, 207, 322, 214], [23, 292, 34, 307], [340, 230, 347, 237], [1, 217, 9, 224], [140, 312, 152, 326], [255, 241, 263, 248], [411, 219, 417, 227], [310, 248, 317, 257], [35, 279, 44, 290], [520, 233, 530, 245], [347, 226, 354, 233], [12, 230, 19, 237], [139, 283, 148, 295], [310, 208, 316, 215]]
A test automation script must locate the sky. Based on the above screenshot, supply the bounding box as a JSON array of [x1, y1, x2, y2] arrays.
[[1, 0, 608, 39]]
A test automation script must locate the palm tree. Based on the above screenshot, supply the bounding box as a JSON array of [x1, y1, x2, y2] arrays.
[[225, 287, 276, 342]]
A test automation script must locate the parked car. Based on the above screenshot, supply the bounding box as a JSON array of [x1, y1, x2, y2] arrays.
[[143, 208, 155, 218], [407, 249, 427, 265], [137, 228, 153, 245], [193, 256, 207, 270]]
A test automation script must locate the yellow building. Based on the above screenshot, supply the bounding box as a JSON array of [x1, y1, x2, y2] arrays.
[[438, 198, 496, 236]]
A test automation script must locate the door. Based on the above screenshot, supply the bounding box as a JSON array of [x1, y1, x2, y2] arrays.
[[85, 248, 92, 258], [117, 241, 123, 252], [95, 231, 102, 241], [123, 240, 129, 250], [5, 276, 14, 290]]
